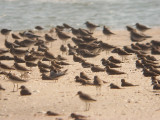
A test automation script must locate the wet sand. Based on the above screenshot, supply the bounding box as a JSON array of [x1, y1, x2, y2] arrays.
[[0, 28, 160, 120]]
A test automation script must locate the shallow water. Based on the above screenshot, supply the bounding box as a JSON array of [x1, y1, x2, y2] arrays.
[[0, 0, 160, 30]]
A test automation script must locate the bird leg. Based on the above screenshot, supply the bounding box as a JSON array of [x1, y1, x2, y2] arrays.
[[13, 84, 16, 92], [16, 84, 19, 91]]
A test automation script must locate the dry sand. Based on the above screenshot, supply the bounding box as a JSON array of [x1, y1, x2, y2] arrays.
[[0, 27, 160, 120]]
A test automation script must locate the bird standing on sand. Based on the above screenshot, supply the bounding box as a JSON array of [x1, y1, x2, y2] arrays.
[[110, 83, 122, 89], [19, 85, 31, 96], [6, 73, 27, 92], [85, 21, 100, 32], [121, 79, 139, 87], [1, 29, 12, 39], [105, 66, 126, 75], [12, 33, 21, 40], [103, 26, 115, 40], [56, 30, 71, 43], [45, 34, 57, 47], [93, 76, 103, 95], [76, 91, 96, 111], [135, 23, 150, 32], [80, 72, 91, 80], [35, 26, 44, 31]]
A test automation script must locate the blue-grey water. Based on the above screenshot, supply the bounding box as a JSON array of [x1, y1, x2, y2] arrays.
[[0, 0, 160, 31]]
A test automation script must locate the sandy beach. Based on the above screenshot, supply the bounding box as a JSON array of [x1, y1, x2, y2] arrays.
[[0, 27, 160, 120]]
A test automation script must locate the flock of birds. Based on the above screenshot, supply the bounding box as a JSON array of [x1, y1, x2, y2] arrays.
[[0, 21, 160, 119]]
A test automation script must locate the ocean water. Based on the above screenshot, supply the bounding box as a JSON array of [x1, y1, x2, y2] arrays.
[[0, 0, 160, 30]]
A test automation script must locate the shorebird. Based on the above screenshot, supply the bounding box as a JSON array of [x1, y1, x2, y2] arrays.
[[70, 113, 88, 119], [149, 66, 160, 75], [60, 45, 67, 55], [12, 33, 21, 40], [84, 21, 100, 32], [5, 39, 19, 49], [49, 69, 68, 80], [63, 23, 72, 29], [39, 66, 49, 74], [56, 25, 65, 31], [77, 49, 99, 58], [38, 61, 51, 69], [46, 111, 61, 116], [71, 28, 80, 37], [56, 55, 67, 61], [13, 62, 30, 78], [25, 61, 37, 69], [6, 73, 27, 92], [72, 37, 84, 45], [14, 56, 25, 63], [142, 67, 159, 77], [1, 29, 12, 39], [19, 85, 31, 96], [141, 57, 158, 64], [25, 53, 38, 62], [142, 60, 160, 68], [35, 26, 44, 31], [0, 55, 14, 61], [44, 34, 57, 47], [44, 50, 56, 61], [110, 83, 122, 89], [91, 65, 105, 72], [79, 28, 92, 37], [75, 76, 91, 84], [151, 76, 160, 85], [81, 61, 94, 68], [80, 72, 91, 80], [103, 26, 115, 40], [101, 59, 121, 68], [105, 66, 126, 75], [10, 45, 28, 57], [99, 41, 116, 53], [30, 49, 44, 59], [0, 48, 9, 56], [136, 60, 144, 69], [76, 91, 96, 111], [81, 36, 97, 43], [93, 76, 103, 95], [41, 73, 53, 80], [153, 82, 160, 90], [51, 60, 63, 69], [123, 46, 137, 53], [0, 62, 15, 72], [73, 54, 86, 63], [111, 48, 132, 61], [131, 43, 142, 50], [15, 39, 36, 48], [107, 56, 123, 64], [135, 43, 151, 51], [126, 25, 136, 32], [56, 30, 71, 43], [151, 47, 160, 55], [151, 40, 160, 46], [23, 31, 41, 39], [121, 79, 139, 87], [135, 23, 150, 32], [130, 29, 151, 41], [146, 55, 157, 61]]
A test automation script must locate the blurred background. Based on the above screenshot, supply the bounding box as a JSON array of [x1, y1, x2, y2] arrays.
[[0, 0, 160, 30]]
